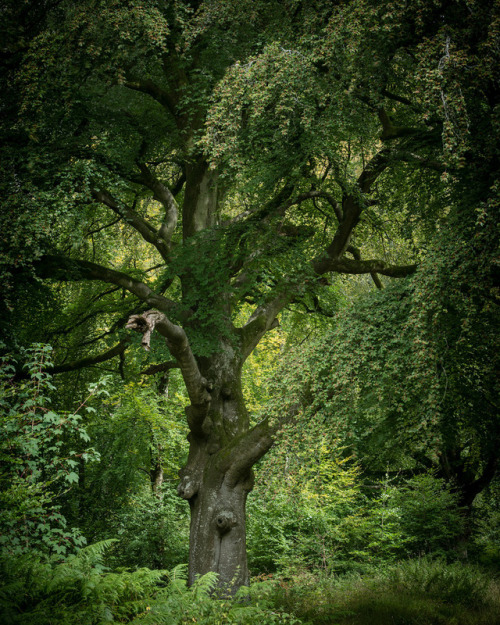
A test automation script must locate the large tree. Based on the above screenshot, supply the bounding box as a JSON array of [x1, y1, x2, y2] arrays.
[[4, 0, 497, 591]]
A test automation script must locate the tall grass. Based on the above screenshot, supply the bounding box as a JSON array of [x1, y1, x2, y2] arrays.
[[271, 558, 500, 625]]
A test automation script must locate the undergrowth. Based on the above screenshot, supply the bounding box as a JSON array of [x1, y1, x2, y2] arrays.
[[270, 558, 500, 625], [0, 540, 300, 625], [1, 544, 498, 625]]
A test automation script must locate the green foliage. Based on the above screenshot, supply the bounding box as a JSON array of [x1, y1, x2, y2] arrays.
[[74, 378, 190, 567], [248, 434, 364, 574], [270, 559, 499, 625], [109, 488, 189, 571], [384, 558, 491, 608], [2, 0, 498, 607], [0, 542, 302, 625], [357, 473, 465, 563], [128, 571, 303, 625], [0, 540, 165, 625], [0, 344, 99, 557], [248, 429, 466, 574]]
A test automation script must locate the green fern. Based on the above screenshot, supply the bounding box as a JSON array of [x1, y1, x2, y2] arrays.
[[1, 543, 302, 625], [0, 540, 167, 625]]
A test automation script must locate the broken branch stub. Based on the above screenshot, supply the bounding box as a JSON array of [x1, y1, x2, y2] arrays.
[[126, 311, 163, 351]]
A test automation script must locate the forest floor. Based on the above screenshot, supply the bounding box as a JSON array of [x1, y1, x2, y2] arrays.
[[265, 562, 500, 625]]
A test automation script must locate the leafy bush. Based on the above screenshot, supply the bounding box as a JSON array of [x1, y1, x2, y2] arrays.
[[388, 475, 465, 557], [0, 344, 99, 557]]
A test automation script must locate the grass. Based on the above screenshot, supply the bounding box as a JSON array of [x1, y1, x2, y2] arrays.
[[267, 559, 500, 625]]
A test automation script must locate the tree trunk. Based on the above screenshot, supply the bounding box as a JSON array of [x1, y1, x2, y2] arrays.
[[186, 463, 252, 590], [176, 345, 260, 592]]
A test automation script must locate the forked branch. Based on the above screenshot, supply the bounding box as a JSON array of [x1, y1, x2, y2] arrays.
[[136, 163, 179, 248]]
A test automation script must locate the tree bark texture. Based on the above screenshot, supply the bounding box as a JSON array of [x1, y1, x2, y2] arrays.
[[176, 349, 259, 591]]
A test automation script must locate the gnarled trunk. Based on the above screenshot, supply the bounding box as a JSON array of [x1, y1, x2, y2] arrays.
[[186, 461, 252, 589], [176, 347, 259, 591]]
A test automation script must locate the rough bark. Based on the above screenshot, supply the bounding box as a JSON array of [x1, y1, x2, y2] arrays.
[[127, 304, 271, 590], [175, 347, 270, 590]]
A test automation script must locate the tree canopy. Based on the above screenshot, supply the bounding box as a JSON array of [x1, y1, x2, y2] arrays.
[[1, 0, 499, 599]]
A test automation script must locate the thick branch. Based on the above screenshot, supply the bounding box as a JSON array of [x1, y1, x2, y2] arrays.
[[123, 78, 178, 120], [238, 293, 289, 361], [224, 399, 303, 485], [34, 255, 179, 314], [224, 419, 274, 486], [348, 245, 383, 289], [381, 88, 420, 110], [461, 455, 499, 508], [92, 189, 171, 259], [136, 163, 179, 247], [357, 148, 391, 193], [126, 310, 210, 419]]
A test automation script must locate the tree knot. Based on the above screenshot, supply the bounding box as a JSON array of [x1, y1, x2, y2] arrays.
[[215, 510, 237, 534], [177, 476, 197, 500]]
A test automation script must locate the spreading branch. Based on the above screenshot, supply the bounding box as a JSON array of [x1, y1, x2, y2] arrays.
[[34, 255, 180, 314]]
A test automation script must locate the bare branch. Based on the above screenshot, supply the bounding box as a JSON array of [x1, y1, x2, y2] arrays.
[[221, 419, 274, 486], [280, 190, 342, 222], [224, 183, 294, 226]]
